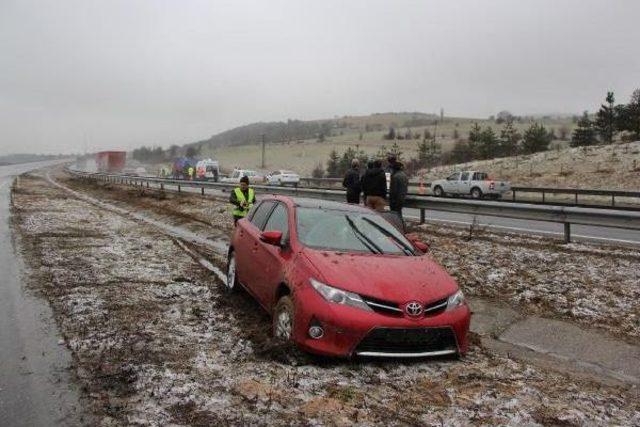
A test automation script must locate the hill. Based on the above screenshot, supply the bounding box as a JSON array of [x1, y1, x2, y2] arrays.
[[191, 113, 577, 175]]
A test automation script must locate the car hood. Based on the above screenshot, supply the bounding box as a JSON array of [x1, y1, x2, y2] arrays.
[[303, 249, 458, 304]]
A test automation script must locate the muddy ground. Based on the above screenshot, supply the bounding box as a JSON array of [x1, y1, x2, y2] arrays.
[[9, 170, 640, 425]]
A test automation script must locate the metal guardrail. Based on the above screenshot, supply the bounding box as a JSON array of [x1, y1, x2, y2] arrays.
[[300, 177, 640, 208], [67, 169, 640, 244]]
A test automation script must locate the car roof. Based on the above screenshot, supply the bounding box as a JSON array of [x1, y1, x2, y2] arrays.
[[263, 196, 370, 213]]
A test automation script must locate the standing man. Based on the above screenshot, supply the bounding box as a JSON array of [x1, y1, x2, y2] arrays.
[[361, 159, 387, 211], [389, 161, 408, 219], [342, 159, 362, 204], [188, 166, 194, 181], [230, 176, 256, 225]]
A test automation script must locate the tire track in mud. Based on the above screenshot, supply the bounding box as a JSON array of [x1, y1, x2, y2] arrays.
[[45, 171, 229, 278]]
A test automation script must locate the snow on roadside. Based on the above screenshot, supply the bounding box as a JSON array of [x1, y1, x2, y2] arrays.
[[11, 172, 640, 425], [416, 223, 640, 341]]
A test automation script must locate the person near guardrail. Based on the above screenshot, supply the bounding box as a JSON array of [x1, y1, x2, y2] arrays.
[[361, 159, 387, 212], [342, 159, 362, 204], [230, 176, 255, 225], [188, 166, 194, 181], [389, 161, 408, 219]]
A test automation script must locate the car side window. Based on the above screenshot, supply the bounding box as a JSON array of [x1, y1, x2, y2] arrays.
[[250, 201, 275, 230], [447, 173, 460, 181], [460, 172, 469, 181], [263, 203, 289, 240]]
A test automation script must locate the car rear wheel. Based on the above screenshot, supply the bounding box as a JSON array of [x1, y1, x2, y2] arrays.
[[226, 252, 238, 293], [471, 187, 483, 199], [273, 295, 294, 340], [433, 186, 444, 197]]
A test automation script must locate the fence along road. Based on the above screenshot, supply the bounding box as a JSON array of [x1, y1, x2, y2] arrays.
[[67, 169, 640, 246]]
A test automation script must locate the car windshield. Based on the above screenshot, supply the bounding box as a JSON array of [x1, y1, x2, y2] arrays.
[[296, 207, 415, 255], [282, 171, 296, 175]]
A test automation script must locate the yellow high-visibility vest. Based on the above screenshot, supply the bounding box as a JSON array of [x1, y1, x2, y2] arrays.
[[232, 187, 255, 217]]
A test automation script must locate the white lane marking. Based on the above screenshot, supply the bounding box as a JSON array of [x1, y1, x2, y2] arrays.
[[408, 216, 640, 246]]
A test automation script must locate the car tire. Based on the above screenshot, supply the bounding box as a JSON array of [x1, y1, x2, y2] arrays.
[[471, 187, 483, 199], [433, 186, 444, 197], [273, 295, 295, 341], [226, 251, 238, 293]]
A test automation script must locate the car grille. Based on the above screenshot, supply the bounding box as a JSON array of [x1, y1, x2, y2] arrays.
[[362, 296, 402, 316], [423, 297, 448, 316], [355, 327, 458, 355]]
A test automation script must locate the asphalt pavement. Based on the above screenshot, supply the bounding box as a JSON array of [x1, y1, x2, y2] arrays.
[[0, 161, 83, 426]]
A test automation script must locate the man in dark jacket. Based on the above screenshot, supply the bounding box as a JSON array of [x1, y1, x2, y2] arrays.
[[361, 159, 387, 211], [342, 159, 362, 204], [389, 161, 408, 218]]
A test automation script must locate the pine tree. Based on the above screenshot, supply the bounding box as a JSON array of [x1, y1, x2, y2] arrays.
[[467, 123, 482, 159], [595, 91, 617, 144], [325, 149, 340, 177], [477, 127, 499, 159], [499, 119, 521, 157], [571, 112, 597, 147], [389, 141, 403, 160], [616, 89, 640, 140], [522, 123, 552, 154]]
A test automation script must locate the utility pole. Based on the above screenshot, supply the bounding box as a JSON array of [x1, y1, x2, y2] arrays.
[[260, 134, 266, 169]]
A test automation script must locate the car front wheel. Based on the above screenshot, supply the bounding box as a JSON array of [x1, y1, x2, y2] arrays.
[[471, 187, 483, 199], [273, 295, 295, 340], [433, 186, 444, 197]]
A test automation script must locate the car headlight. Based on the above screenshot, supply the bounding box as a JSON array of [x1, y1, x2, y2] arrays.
[[310, 278, 373, 312], [446, 290, 465, 311]]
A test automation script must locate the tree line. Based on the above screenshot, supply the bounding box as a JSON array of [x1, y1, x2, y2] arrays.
[[570, 89, 640, 147]]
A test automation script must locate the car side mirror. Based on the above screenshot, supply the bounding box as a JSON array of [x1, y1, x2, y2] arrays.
[[413, 241, 429, 253], [260, 230, 283, 247], [405, 233, 429, 253]]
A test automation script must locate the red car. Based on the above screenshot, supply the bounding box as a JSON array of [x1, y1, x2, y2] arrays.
[[226, 196, 470, 358]]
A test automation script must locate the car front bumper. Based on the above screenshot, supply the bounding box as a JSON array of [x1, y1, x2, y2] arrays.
[[292, 288, 471, 358]]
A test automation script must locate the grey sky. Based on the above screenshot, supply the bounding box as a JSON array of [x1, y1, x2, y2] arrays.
[[1, 0, 639, 155]]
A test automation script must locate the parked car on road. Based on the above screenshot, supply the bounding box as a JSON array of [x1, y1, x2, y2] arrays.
[[226, 196, 470, 358], [266, 170, 300, 186], [221, 169, 263, 184], [431, 171, 511, 199]]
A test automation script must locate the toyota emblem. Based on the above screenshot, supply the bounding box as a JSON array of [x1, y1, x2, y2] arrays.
[[405, 301, 423, 316]]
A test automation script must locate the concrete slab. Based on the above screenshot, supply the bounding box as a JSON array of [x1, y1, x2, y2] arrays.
[[468, 298, 522, 337], [500, 316, 640, 384]]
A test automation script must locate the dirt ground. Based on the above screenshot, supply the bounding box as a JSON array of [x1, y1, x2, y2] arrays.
[[10, 170, 640, 425]]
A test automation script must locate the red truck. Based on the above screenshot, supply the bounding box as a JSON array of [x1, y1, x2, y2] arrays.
[[96, 151, 126, 173]]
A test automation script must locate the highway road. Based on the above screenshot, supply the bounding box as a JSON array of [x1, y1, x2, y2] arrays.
[[130, 180, 640, 247], [0, 161, 82, 426]]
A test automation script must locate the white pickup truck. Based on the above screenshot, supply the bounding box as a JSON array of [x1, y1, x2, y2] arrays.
[[431, 171, 511, 199]]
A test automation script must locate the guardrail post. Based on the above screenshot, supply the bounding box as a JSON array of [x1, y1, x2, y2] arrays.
[[564, 223, 571, 243], [542, 191, 545, 204], [201, 187, 205, 196], [512, 190, 516, 202], [146, 182, 149, 189], [612, 194, 615, 207], [575, 191, 578, 205], [420, 208, 425, 224], [178, 185, 181, 192], [160, 183, 164, 191]]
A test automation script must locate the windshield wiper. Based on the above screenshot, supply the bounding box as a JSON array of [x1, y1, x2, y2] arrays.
[[361, 217, 415, 256], [345, 215, 382, 254]]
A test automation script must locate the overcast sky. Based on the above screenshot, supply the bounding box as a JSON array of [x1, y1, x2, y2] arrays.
[[1, 0, 639, 155]]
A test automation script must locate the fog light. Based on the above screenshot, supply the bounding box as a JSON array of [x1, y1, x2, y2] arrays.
[[308, 325, 324, 339]]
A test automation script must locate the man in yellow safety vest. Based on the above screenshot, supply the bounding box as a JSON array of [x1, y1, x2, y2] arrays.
[[229, 176, 256, 225]]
